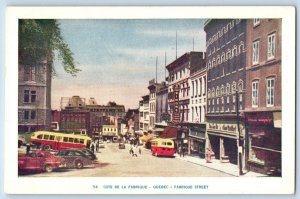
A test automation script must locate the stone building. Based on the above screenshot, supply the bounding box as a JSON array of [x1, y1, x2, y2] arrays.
[[244, 19, 282, 175], [204, 19, 247, 167], [155, 81, 168, 123], [18, 60, 52, 133], [148, 79, 157, 131]]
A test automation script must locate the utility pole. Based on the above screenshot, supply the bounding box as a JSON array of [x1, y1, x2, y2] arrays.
[[236, 91, 243, 175], [176, 31, 178, 59], [164, 52, 167, 80], [156, 56, 158, 83]]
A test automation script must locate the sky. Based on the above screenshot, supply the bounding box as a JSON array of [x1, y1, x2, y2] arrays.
[[52, 19, 206, 110]]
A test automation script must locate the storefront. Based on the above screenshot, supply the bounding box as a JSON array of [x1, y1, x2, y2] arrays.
[[246, 111, 282, 176], [188, 124, 206, 158]]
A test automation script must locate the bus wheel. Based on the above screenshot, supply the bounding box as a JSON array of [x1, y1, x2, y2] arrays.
[[43, 145, 52, 151], [44, 164, 53, 173], [75, 160, 83, 169]]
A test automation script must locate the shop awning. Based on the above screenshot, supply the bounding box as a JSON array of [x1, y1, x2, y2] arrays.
[[139, 134, 153, 142], [160, 127, 177, 139]]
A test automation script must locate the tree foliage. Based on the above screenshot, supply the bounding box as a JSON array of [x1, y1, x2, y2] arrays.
[[19, 19, 80, 76]]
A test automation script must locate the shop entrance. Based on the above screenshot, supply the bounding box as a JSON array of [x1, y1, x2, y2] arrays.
[[223, 138, 238, 164], [208, 134, 220, 160]]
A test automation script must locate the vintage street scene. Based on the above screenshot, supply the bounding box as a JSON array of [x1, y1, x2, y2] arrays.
[[18, 18, 282, 177]]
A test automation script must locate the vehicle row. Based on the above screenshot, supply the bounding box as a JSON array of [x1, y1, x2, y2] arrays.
[[18, 148, 98, 174]]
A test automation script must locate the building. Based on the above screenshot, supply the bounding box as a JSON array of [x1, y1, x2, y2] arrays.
[[204, 19, 247, 167], [138, 100, 144, 132], [60, 96, 90, 135], [244, 19, 282, 175], [155, 81, 169, 123], [102, 125, 118, 142], [188, 52, 207, 123], [141, 95, 150, 133], [166, 52, 204, 123], [18, 60, 52, 133], [148, 79, 157, 131]]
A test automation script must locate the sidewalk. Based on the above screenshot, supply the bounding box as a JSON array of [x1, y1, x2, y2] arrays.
[[174, 154, 267, 177]]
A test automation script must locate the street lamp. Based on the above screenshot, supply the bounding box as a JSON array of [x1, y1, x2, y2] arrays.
[[236, 91, 243, 176]]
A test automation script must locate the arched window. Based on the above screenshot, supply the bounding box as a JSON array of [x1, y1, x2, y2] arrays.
[[232, 45, 238, 56], [238, 80, 244, 92], [221, 85, 225, 96], [232, 81, 237, 93], [226, 49, 232, 60], [239, 41, 245, 54], [226, 83, 231, 95], [216, 86, 220, 97], [212, 88, 215, 98]]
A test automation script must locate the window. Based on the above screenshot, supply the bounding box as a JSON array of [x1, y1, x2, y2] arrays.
[[24, 110, 29, 119], [31, 111, 36, 119], [24, 90, 30, 103], [50, 135, 55, 141], [266, 78, 275, 106], [37, 134, 43, 139], [24, 66, 36, 81], [80, 139, 84, 144], [253, 19, 260, 26], [31, 91, 36, 103], [267, 33, 276, 59], [252, 40, 259, 64], [43, 135, 49, 140], [252, 81, 259, 107], [63, 137, 68, 142], [69, 138, 74, 143]]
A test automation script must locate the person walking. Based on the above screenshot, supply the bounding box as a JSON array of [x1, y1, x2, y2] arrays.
[[96, 141, 99, 152], [129, 144, 134, 156], [91, 143, 95, 153]]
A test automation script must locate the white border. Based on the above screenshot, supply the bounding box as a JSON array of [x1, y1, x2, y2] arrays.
[[5, 6, 295, 194]]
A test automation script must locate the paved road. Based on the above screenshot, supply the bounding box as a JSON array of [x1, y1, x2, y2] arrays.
[[21, 143, 231, 177]]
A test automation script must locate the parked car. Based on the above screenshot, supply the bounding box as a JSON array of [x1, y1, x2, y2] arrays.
[[75, 148, 97, 161], [118, 142, 125, 149], [18, 150, 66, 173], [55, 149, 94, 169], [98, 141, 105, 148]]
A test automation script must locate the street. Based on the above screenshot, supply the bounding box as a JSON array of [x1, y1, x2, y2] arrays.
[[20, 143, 231, 177]]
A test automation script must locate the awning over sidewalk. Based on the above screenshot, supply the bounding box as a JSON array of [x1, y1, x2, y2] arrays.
[[139, 134, 153, 142], [160, 127, 177, 139]]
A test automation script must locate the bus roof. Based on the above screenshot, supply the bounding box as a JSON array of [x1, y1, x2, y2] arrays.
[[33, 131, 91, 140], [151, 138, 174, 142]]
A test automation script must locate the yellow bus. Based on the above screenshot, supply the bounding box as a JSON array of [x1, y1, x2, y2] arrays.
[[30, 131, 91, 151], [151, 138, 175, 157]]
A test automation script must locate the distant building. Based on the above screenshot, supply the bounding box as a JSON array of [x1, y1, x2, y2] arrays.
[[244, 19, 282, 175], [102, 125, 118, 141], [140, 95, 149, 133], [155, 81, 169, 123], [18, 60, 52, 133], [148, 79, 157, 131]]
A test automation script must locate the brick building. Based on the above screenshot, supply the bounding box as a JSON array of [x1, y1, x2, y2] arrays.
[[244, 19, 282, 175], [204, 19, 247, 167]]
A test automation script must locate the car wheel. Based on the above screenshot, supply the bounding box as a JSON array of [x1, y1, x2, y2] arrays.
[[43, 145, 52, 151], [75, 160, 83, 169], [44, 164, 53, 173]]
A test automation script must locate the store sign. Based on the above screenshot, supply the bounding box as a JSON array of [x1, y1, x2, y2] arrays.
[[247, 113, 273, 125]]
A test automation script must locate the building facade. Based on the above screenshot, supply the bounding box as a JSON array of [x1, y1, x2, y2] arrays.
[[141, 95, 149, 133], [167, 52, 204, 123], [244, 19, 282, 175], [204, 19, 247, 167], [188, 52, 207, 123], [18, 61, 52, 133], [148, 79, 157, 131], [156, 81, 169, 123]]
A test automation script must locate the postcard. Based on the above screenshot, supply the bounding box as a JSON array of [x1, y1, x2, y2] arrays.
[[4, 6, 295, 194]]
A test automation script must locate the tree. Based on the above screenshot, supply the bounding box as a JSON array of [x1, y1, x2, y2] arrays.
[[19, 19, 80, 76]]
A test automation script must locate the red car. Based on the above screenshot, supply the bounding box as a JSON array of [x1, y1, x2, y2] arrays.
[[18, 150, 66, 173]]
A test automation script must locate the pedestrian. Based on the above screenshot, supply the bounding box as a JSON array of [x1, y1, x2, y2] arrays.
[[133, 145, 138, 157], [26, 143, 30, 155], [138, 145, 141, 155], [96, 142, 99, 152], [182, 147, 185, 157], [91, 143, 95, 153], [179, 146, 182, 157], [129, 144, 134, 155]]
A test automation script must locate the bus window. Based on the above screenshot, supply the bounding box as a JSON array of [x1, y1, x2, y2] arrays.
[[80, 139, 84, 144], [69, 138, 74, 143], [74, 138, 79, 143], [44, 134, 49, 140], [63, 137, 68, 142], [162, 142, 166, 146], [37, 134, 43, 139], [167, 142, 172, 146], [50, 135, 55, 141]]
